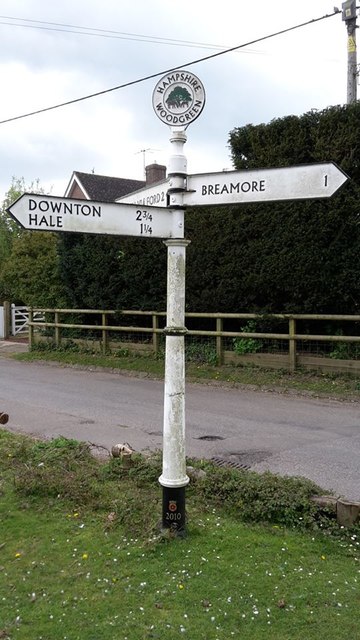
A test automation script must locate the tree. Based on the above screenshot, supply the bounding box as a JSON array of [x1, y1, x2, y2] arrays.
[[0, 178, 29, 301], [184, 103, 360, 314], [58, 233, 166, 310], [0, 178, 65, 306], [2, 231, 65, 307], [58, 234, 126, 309], [166, 86, 192, 108], [0, 178, 27, 289]]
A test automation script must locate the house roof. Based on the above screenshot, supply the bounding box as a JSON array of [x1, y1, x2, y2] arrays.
[[65, 171, 145, 202]]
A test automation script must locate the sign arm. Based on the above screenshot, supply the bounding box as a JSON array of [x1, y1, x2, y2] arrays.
[[6, 194, 181, 239]]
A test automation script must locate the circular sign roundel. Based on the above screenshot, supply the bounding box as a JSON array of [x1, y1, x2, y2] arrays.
[[152, 69, 206, 128]]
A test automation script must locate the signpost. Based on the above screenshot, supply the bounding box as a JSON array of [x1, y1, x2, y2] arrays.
[[152, 69, 206, 536], [7, 67, 349, 537], [117, 179, 169, 208], [8, 193, 182, 239], [117, 164, 347, 210], [152, 69, 206, 128], [183, 163, 348, 207]]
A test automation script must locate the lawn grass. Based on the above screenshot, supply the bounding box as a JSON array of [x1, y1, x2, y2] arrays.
[[14, 346, 360, 400], [0, 429, 359, 640]]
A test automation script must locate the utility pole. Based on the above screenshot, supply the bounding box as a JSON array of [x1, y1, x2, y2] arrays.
[[342, 0, 358, 103]]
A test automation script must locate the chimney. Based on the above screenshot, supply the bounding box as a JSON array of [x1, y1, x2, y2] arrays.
[[145, 163, 167, 185]]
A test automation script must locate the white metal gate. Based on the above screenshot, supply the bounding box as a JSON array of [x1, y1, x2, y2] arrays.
[[0, 307, 4, 339], [11, 304, 44, 336]]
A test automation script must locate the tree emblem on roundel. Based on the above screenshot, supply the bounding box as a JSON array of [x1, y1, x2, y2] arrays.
[[165, 86, 193, 110]]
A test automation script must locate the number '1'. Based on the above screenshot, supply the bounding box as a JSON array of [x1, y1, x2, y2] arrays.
[[324, 175, 328, 187]]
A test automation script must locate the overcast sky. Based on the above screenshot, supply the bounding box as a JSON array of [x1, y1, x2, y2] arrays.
[[0, 1, 349, 200]]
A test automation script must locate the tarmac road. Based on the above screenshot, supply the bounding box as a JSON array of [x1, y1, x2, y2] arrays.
[[1, 354, 359, 501]]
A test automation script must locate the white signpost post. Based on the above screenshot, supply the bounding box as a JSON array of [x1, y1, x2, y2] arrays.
[[151, 70, 206, 535], [7, 68, 349, 536]]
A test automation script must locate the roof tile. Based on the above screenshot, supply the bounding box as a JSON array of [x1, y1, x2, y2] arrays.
[[73, 171, 145, 202]]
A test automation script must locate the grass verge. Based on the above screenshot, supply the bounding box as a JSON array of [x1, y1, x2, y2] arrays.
[[14, 343, 360, 400], [0, 429, 359, 640]]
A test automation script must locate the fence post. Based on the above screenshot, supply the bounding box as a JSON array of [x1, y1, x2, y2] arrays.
[[102, 313, 109, 355], [152, 313, 160, 354], [289, 317, 297, 372], [28, 309, 34, 349], [10, 302, 16, 336], [54, 311, 61, 348], [216, 316, 223, 364], [3, 301, 10, 339]]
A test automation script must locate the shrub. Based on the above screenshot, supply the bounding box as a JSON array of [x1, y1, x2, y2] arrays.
[[198, 464, 328, 529], [13, 437, 103, 507], [233, 320, 263, 355], [185, 342, 218, 365]]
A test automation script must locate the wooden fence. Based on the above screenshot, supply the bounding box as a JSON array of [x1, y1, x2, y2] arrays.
[[27, 308, 360, 375]]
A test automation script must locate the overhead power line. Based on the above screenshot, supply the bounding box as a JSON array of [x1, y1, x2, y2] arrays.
[[0, 15, 262, 53], [0, 10, 339, 126]]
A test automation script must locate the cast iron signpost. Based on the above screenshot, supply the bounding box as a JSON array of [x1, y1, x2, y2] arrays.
[[152, 69, 206, 128], [184, 163, 348, 206], [118, 179, 169, 208], [7, 68, 349, 536], [151, 70, 206, 536], [8, 194, 182, 238], [118, 163, 348, 209]]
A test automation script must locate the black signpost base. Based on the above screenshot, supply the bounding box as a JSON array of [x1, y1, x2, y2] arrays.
[[162, 486, 186, 536]]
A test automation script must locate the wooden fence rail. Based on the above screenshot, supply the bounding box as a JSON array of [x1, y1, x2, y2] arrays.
[[27, 308, 360, 375]]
